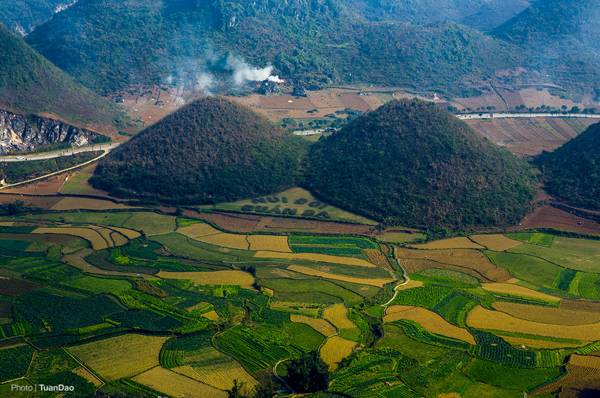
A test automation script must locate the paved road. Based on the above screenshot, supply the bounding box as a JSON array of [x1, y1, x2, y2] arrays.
[[458, 112, 600, 120], [1, 142, 121, 162]]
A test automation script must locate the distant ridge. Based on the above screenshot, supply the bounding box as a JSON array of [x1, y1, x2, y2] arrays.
[[303, 99, 537, 228], [538, 122, 600, 210], [90, 97, 309, 204], [0, 23, 123, 130]]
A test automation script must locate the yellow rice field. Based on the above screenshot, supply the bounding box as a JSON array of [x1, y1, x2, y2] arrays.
[[291, 314, 337, 336], [323, 304, 357, 329], [202, 311, 220, 321], [470, 234, 522, 251], [287, 265, 394, 287], [197, 233, 249, 250], [110, 231, 129, 247], [68, 334, 167, 381], [0, 222, 13, 226], [385, 305, 415, 315], [320, 336, 357, 370], [156, 270, 255, 288], [492, 302, 600, 326], [108, 226, 141, 239], [253, 251, 376, 267], [132, 366, 227, 398], [33, 227, 108, 250], [177, 223, 221, 238], [410, 237, 485, 250], [51, 197, 135, 211], [383, 306, 476, 345], [176, 346, 258, 390], [395, 280, 424, 291], [570, 354, 600, 369], [93, 226, 117, 246], [481, 283, 561, 302], [467, 306, 600, 341], [247, 235, 292, 252], [72, 366, 103, 386]]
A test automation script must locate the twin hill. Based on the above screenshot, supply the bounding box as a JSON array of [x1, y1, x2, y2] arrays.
[[93, 97, 537, 228], [0, 22, 123, 130], [303, 99, 537, 228], [90, 97, 309, 204], [538, 122, 600, 210]]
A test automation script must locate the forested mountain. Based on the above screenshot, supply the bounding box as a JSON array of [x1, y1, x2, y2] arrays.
[[0, 23, 124, 130], [538, 122, 600, 211], [0, 0, 73, 36], [492, 0, 600, 96], [303, 99, 537, 228], [90, 97, 309, 204], [23, 0, 519, 96]]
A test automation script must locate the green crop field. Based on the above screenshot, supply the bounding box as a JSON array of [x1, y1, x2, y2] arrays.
[[26, 212, 133, 226], [509, 237, 600, 272], [464, 359, 563, 391], [506, 232, 554, 246], [60, 275, 132, 294], [123, 212, 177, 235], [484, 251, 560, 287], [389, 285, 454, 309], [261, 278, 365, 307]]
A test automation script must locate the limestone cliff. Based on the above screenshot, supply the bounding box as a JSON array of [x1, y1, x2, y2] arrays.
[[0, 109, 96, 154]]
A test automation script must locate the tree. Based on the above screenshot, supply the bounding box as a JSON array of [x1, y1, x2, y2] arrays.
[[286, 351, 330, 392]]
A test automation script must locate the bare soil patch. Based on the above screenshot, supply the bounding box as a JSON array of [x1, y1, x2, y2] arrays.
[[508, 205, 600, 235]]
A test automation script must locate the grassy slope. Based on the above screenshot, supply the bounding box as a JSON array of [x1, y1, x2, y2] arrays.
[[0, 22, 124, 129]]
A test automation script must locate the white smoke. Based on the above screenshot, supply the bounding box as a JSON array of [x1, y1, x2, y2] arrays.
[[228, 58, 283, 85], [197, 73, 216, 95]]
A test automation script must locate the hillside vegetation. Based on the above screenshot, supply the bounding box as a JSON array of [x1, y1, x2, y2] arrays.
[[538, 122, 600, 210], [24, 0, 519, 96], [0, 0, 68, 36], [0, 23, 124, 129], [303, 99, 537, 228], [90, 97, 309, 204]]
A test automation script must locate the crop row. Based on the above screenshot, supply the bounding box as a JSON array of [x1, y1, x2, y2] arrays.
[[291, 246, 366, 258], [289, 236, 377, 249], [160, 349, 184, 369], [390, 285, 454, 309], [471, 330, 535, 367], [434, 293, 478, 327], [215, 325, 302, 373], [0, 322, 34, 338], [18, 295, 124, 331], [401, 349, 471, 389], [165, 331, 215, 351], [392, 320, 470, 350]]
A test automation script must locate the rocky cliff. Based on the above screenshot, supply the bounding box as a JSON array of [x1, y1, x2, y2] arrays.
[[0, 109, 96, 154]]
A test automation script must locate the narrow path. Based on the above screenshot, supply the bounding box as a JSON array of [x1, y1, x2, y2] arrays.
[[458, 112, 600, 120], [273, 358, 297, 396]]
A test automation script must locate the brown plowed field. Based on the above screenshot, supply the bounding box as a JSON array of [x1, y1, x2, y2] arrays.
[[466, 117, 596, 157], [396, 248, 513, 282], [507, 205, 600, 235], [560, 300, 600, 313], [531, 363, 600, 395], [496, 88, 525, 108]]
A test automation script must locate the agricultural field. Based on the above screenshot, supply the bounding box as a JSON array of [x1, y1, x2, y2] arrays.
[[68, 333, 168, 381], [132, 366, 228, 398], [5, 206, 600, 397]]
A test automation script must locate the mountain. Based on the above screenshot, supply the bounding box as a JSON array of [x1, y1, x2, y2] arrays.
[[89, 97, 309, 204], [23, 0, 518, 96], [538, 122, 600, 211], [0, 0, 75, 36], [302, 99, 537, 228], [492, 0, 600, 97], [0, 23, 125, 130]]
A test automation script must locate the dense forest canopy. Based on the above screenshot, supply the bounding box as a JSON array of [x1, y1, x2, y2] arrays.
[[21, 0, 521, 96], [90, 97, 309, 204], [537, 122, 600, 211], [302, 99, 537, 228]]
